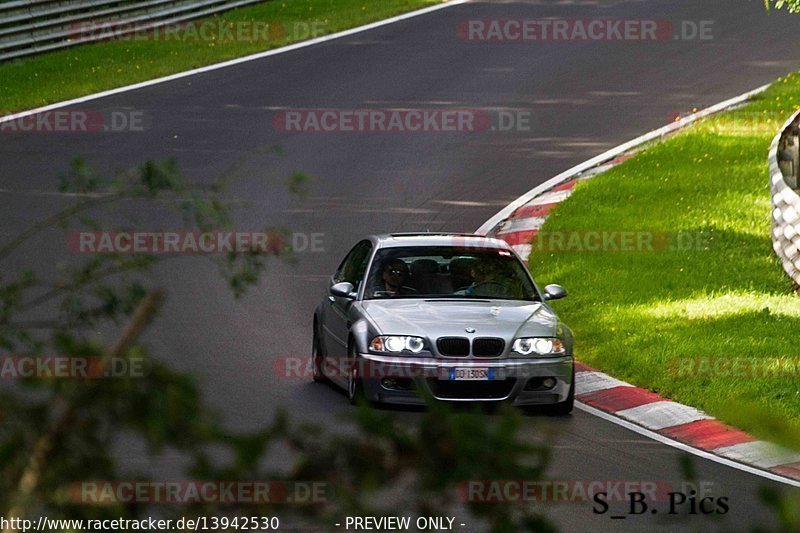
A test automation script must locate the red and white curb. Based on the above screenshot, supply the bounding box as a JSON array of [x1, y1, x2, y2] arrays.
[[477, 83, 800, 487], [575, 362, 800, 484], [490, 155, 636, 261]]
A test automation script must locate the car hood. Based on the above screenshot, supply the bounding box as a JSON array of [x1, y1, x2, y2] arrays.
[[360, 299, 558, 339]]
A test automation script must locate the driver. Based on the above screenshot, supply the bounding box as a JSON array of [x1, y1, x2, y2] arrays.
[[379, 259, 412, 297]]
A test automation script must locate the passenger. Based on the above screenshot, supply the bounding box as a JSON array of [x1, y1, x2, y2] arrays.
[[465, 258, 512, 297]]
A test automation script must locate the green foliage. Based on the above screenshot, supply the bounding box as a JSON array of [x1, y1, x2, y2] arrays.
[[286, 172, 314, 197], [765, 0, 800, 13], [756, 487, 800, 531]]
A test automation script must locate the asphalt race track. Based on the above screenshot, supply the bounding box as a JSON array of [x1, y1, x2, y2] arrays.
[[3, 0, 800, 530]]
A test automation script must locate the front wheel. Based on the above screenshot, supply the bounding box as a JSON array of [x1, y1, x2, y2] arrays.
[[312, 326, 327, 383], [347, 343, 365, 405]]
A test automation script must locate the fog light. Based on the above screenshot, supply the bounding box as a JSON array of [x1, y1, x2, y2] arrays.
[[542, 377, 557, 389], [524, 377, 542, 391], [381, 377, 415, 391]]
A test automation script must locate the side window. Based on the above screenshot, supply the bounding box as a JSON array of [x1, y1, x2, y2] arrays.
[[335, 241, 373, 287]]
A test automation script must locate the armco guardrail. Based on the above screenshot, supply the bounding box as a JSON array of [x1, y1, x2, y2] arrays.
[[769, 109, 800, 287], [0, 0, 268, 61]]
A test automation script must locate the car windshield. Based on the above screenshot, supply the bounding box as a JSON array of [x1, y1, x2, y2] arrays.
[[365, 245, 538, 301]]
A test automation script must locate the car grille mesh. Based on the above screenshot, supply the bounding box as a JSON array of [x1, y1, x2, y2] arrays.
[[437, 337, 470, 357], [472, 338, 505, 357], [436, 337, 505, 357]]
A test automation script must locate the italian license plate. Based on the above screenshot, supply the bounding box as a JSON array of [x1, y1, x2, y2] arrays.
[[449, 367, 494, 381]]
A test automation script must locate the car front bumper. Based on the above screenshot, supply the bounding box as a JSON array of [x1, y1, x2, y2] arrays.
[[355, 353, 574, 406]]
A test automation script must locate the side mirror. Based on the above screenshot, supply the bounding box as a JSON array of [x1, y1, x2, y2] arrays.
[[330, 281, 357, 300], [543, 284, 567, 301]]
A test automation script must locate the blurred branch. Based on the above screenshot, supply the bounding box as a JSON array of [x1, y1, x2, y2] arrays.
[[0, 196, 115, 262], [1, 290, 163, 531]]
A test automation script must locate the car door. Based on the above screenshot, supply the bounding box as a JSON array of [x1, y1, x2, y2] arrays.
[[323, 240, 372, 385]]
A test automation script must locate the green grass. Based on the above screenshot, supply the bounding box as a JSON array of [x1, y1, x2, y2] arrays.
[[0, 0, 444, 113], [530, 73, 800, 447]]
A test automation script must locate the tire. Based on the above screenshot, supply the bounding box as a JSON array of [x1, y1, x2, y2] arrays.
[[347, 342, 365, 405], [312, 325, 327, 383], [545, 367, 575, 416]]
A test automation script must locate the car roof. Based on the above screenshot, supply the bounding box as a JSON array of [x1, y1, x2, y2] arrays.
[[371, 233, 511, 249]]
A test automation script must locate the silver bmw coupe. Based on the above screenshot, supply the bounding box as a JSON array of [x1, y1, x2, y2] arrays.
[[312, 233, 574, 414]]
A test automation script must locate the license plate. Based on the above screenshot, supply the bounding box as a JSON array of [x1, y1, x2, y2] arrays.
[[449, 368, 494, 381]]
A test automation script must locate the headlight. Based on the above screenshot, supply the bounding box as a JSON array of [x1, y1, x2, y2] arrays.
[[512, 337, 565, 356], [370, 336, 426, 354]]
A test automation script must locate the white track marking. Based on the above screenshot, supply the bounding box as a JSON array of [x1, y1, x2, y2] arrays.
[[575, 371, 632, 395], [476, 84, 770, 235], [714, 441, 800, 469], [0, 0, 470, 125], [496, 216, 546, 233], [614, 401, 711, 431], [526, 189, 574, 207], [576, 402, 800, 488], [511, 244, 531, 259]]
